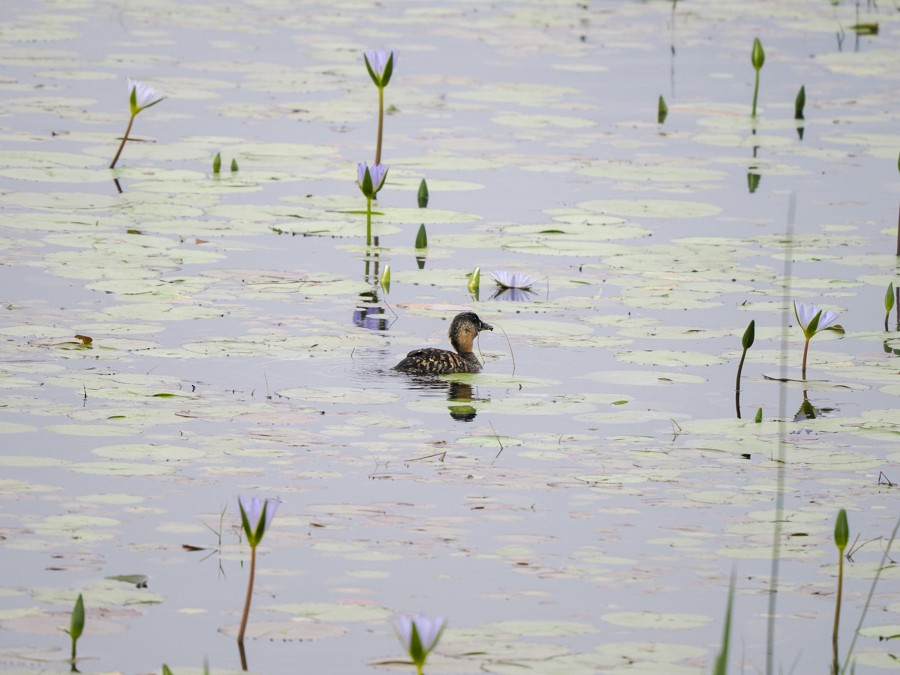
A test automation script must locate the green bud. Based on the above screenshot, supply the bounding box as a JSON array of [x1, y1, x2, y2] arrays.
[[230, 158, 239, 172], [415, 223, 428, 249], [69, 593, 85, 641], [212, 152, 221, 174], [886, 282, 895, 313], [741, 320, 755, 350], [754, 408, 762, 423], [834, 508, 849, 552], [162, 666, 174, 675], [751, 38, 765, 71], [380, 265, 391, 294], [657, 95, 668, 124], [467, 267, 480, 294], [794, 85, 805, 120], [418, 178, 429, 208]]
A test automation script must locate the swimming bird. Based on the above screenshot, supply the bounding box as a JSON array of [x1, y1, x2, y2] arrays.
[[394, 312, 493, 374]]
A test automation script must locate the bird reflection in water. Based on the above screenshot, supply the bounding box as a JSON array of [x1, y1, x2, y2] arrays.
[[401, 376, 482, 422]]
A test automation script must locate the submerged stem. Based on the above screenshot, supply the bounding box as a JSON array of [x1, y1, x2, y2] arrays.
[[237, 545, 257, 643], [109, 114, 136, 169], [375, 86, 384, 165]]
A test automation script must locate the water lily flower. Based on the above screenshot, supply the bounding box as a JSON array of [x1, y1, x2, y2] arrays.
[[238, 495, 281, 548], [490, 270, 537, 290], [109, 78, 165, 169], [364, 49, 397, 165], [394, 615, 446, 675], [364, 49, 398, 89], [127, 77, 164, 116], [793, 301, 844, 379], [357, 161, 389, 199], [236, 496, 281, 645]]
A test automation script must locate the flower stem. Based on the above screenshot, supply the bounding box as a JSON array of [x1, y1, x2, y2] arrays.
[[752, 71, 760, 118], [735, 348, 748, 418], [801, 337, 810, 380], [375, 86, 384, 165], [109, 114, 136, 169], [237, 545, 257, 643], [366, 196, 372, 247], [832, 550, 844, 674]]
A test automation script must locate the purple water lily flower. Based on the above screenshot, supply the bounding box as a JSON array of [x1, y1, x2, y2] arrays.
[[357, 161, 389, 198], [364, 49, 398, 88], [238, 495, 281, 548], [490, 270, 537, 290], [394, 614, 446, 674]]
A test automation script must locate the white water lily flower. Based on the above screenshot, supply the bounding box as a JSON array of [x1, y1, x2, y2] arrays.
[[793, 301, 844, 380], [490, 270, 536, 290], [238, 496, 281, 548], [394, 615, 445, 672], [126, 78, 164, 115], [794, 302, 840, 338]]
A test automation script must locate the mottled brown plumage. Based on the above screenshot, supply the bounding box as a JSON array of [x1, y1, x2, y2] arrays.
[[394, 312, 493, 375]]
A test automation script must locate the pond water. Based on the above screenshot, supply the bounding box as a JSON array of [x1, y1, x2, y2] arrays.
[[1, 1, 899, 673]]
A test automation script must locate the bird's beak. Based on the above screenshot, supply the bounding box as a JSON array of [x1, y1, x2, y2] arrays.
[[481, 320, 493, 332]]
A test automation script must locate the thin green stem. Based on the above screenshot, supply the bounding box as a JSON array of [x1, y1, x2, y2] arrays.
[[366, 196, 372, 247], [832, 551, 844, 674], [735, 347, 748, 418], [71, 636, 76, 662], [752, 71, 760, 118], [109, 114, 136, 169], [375, 86, 384, 165], [237, 545, 257, 643], [801, 337, 810, 380]]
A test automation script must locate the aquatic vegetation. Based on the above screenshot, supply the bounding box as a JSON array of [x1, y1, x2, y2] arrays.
[[236, 496, 281, 644], [418, 178, 429, 208], [212, 152, 221, 174], [794, 85, 805, 120], [832, 509, 849, 675], [109, 78, 165, 169], [364, 48, 397, 165], [750, 38, 764, 118], [467, 267, 480, 295], [357, 161, 389, 246], [885, 282, 895, 331], [793, 301, 844, 379], [657, 95, 668, 124], [415, 223, 427, 249], [712, 573, 735, 675], [734, 319, 754, 418], [65, 593, 85, 666], [393, 615, 446, 675], [380, 264, 391, 294]]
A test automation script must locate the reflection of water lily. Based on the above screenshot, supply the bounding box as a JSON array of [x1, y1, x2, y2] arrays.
[[394, 615, 445, 675], [490, 270, 536, 290], [491, 286, 537, 302], [364, 49, 398, 88], [793, 301, 844, 379]]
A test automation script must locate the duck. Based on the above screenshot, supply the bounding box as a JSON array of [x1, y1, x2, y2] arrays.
[[394, 312, 493, 375]]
